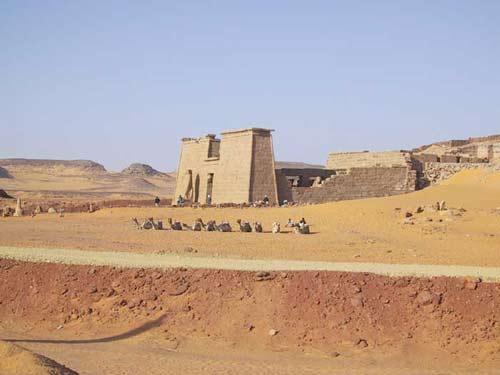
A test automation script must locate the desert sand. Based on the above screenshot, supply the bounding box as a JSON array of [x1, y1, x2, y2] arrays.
[[1, 169, 499, 266]]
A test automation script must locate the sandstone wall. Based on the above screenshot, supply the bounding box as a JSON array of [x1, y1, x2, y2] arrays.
[[289, 166, 416, 204], [326, 151, 409, 170], [492, 143, 500, 162], [210, 131, 253, 204], [174, 137, 219, 203], [174, 129, 280, 205], [249, 131, 278, 204], [276, 168, 336, 204]]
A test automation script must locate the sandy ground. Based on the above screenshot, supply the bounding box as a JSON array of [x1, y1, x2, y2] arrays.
[[6, 335, 491, 375], [1, 169, 499, 266], [1, 260, 499, 375]]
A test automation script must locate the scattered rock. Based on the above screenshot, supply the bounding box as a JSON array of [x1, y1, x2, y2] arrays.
[[416, 290, 441, 306], [394, 278, 410, 288], [404, 211, 413, 218], [425, 206, 437, 213], [168, 283, 189, 296], [403, 218, 414, 225], [268, 329, 279, 336], [89, 286, 98, 294], [415, 206, 424, 214], [47, 207, 57, 214], [254, 271, 276, 281], [464, 278, 481, 290], [330, 351, 341, 358], [350, 296, 364, 308], [355, 338, 368, 348]]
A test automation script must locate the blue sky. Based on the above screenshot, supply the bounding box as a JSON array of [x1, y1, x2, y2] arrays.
[[1, 1, 499, 171]]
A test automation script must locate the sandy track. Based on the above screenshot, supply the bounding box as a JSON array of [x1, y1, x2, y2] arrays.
[[1, 245, 500, 281]]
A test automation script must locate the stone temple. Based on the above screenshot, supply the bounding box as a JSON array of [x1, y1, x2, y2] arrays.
[[174, 129, 499, 205], [174, 128, 279, 205]]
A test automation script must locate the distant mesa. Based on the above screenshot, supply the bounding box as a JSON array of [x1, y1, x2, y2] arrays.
[[0, 159, 107, 173], [121, 163, 165, 177]]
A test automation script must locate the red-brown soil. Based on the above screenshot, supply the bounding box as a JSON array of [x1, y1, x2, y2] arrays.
[[1, 259, 499, 374]]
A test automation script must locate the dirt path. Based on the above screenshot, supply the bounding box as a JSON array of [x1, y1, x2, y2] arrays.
[[1, 245, 500, 281]]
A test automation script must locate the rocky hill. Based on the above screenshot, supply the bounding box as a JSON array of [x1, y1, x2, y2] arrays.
[[0, 158, 175, 200], [121, 163, 166, 177], [0, 159, 107, 175]]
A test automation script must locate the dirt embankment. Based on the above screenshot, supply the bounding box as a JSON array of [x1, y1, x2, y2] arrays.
[[1, 259, 498, 370]]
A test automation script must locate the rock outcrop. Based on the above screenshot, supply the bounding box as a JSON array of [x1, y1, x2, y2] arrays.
[[121, 163, 165, 177]]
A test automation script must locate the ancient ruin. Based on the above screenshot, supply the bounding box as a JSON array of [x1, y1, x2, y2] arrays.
[[174, 128, 279, 205], [175, 129, 499, 205]]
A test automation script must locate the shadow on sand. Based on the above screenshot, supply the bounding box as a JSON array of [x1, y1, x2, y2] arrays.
[[4, 313, 168, 345]]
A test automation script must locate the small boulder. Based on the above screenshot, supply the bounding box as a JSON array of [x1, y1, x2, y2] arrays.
[[464, 278, 481, 290], [350, 296, 364, 308], [403, 218, 414, 225], [254, 271, 276, 281], [168, 283, 189, 296], [416, 290, 440, 306], [355, 338, 368, 348], [268, 329, 279, 336]]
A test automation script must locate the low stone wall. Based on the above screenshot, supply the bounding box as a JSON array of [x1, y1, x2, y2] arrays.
[[326, 151, 409, 169], [422, 162, 500, 185], [290, 166, 416, 204]]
